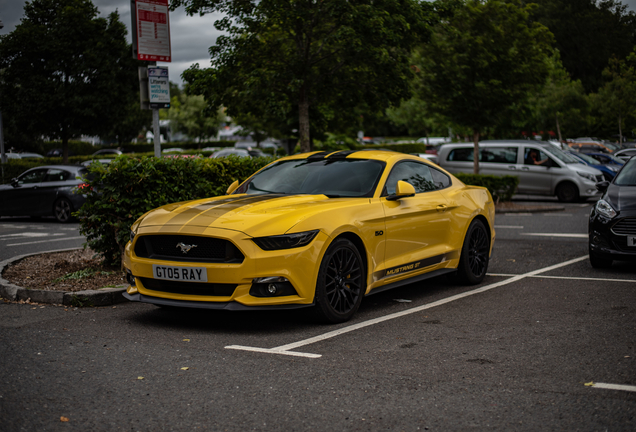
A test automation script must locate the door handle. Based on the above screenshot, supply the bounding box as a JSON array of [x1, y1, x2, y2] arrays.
[[508, 166, 516, 170], [521, 167, 529, 171], [436, 204, 447, 212]]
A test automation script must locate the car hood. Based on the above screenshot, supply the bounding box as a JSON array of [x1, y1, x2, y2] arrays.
[[134, 193, 361, 237], [607, 185, 636, 212], [569, 164, 603, 176]]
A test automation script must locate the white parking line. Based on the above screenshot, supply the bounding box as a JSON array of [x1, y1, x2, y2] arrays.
[[494, 225, 524, 229], [7, 236, 85, 246], [0, 232, 65, 240], [488, 274, 636, 283], [542, 214, 573, 217], [505, 213, 532, 216], [591, 383, 636, 392], [225, 255, 589, 358], [521, 233, 588, 238]]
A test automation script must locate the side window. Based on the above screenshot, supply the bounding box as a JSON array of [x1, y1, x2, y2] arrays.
[[448, 148, 474, 162], [385, 162, 437, 195], [44, 169, 71, 182], [524, 148, 554, 166], [481, 147, 518, 163], [430, 168, 451, 189], [18, 169, 47, 184]]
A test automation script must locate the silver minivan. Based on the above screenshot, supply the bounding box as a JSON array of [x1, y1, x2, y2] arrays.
[[437, 140, 604, 202]]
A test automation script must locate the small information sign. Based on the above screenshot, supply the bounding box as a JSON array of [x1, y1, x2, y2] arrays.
[[148, 66, 170, 109], [133, 0, 172, 62]]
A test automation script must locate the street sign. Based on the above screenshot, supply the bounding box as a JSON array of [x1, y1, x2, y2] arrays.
[[131, 0, 172, 62], [148, 66, 171, 109]]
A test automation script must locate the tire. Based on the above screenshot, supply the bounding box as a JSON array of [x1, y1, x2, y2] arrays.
[[589, 250, 612, 269], [556, 182, 579, 203], [313, 238, 365, 324], [455, 219, 490, 285], [53, 198, 74, 223]]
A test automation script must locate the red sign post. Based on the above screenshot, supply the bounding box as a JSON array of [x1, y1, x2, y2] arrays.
[[131, 0, 172, 62]]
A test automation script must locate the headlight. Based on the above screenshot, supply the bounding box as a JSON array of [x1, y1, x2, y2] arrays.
[[252, 230, 319, 250], [609, 165, 619, 172], [576, 171, 597, 182], [595, 199, 617, 219]]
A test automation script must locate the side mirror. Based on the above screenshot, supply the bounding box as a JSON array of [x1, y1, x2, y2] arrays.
[[226, 180, 239, 195], [386, 180, 416, 201], [595, 181, 610, 193], [10, 178, 18, 187]]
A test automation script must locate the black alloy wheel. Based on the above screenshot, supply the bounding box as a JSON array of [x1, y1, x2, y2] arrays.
[[314, 238, 365, 323], [556, 182, 579, 203], [54, 198, 73, 223], [456, 219, 490, 284]]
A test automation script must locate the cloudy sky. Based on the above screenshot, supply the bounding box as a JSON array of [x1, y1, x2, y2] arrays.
[[2, 0, 636, 86]]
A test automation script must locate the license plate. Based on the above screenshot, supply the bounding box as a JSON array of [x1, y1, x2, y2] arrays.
[[628, 235, 636, 248], [152, 264, 208, 282]]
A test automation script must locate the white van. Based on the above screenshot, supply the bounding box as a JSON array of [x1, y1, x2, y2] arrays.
[[437, 140, 604, 202]]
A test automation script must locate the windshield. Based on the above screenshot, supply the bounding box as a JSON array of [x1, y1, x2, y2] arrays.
[[235, 158, 385, 198], [614, 158, 636, 186], [542, 146, 579, 164], [571, 152, 599, 165]]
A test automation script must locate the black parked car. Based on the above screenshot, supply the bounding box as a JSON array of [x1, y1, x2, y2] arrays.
[[588, 157, 636, 267], [0, 165, 88, 222]]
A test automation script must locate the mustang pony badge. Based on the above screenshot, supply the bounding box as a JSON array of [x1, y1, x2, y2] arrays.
[[176, 242, 197, 254]]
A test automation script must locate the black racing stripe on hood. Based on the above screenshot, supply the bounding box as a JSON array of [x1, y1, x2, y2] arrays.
[[163, 194, 288, 226], [307, 151, 330, 160], [327, 150, 358, 159]]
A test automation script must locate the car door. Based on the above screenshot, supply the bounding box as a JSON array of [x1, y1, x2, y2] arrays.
[[39, 168, 74, 212], [516, 146, 557, 195], [2, 168, 49, 215], [380, 161, 452, 278]]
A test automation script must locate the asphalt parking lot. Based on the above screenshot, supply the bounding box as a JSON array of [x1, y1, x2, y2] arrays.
[[0, 201, 634, 431]]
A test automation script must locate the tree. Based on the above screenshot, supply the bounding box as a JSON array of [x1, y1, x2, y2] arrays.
[[530, 52, 589, 142], [0, 0, 141, 162], [528, 0, 636, 93], [168, 93, 223, 143], [593, 51, 636, 144], [415, 0, 553, 173], [174, 0, 432, 152]]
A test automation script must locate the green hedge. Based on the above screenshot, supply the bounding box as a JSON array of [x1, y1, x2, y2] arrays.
[[455, 173, 519, 203], [76, 154, 274, 266]]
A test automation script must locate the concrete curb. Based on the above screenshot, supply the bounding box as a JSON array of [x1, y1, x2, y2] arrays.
[[495, 205, 565, 214], [0, 247, 127, 307]]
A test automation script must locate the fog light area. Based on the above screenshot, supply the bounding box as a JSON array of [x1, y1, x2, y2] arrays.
[[126, 269, 136, 287], [250, 277, 297, 297]]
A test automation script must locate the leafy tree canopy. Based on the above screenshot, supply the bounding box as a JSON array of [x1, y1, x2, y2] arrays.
[[415, 0, 554, 173], [528, 0, 636, 93], [172, 0, 434, 152], [0, 0, 142, 161], [168, 93, 223, 143]]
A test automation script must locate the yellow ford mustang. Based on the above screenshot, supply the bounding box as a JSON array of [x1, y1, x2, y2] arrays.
[[123, 150, 495, 323]]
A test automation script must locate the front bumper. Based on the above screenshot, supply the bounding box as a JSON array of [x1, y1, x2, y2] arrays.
[[589, 212, 636, 261], [123, 226, 329, 307]]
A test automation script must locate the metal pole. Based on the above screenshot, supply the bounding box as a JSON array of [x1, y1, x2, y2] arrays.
[[153, 108, 160, 157]]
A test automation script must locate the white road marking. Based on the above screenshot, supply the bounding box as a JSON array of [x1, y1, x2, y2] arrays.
[[225, 255, 589, 358], [0, 232, 65, 240], [488, 274, 636, 283], [505, 213, 532, 216], [542, 213, 573, 217], [7, 236, 85, 246], [521, 233, 588, 238], [591, 383, 636, 392], [495, 225, 524, 229]]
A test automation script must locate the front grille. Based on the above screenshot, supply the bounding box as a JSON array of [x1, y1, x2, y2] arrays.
[[611, 218, 636, 236], [134, 235, 244, 263], [139, 277, 237, 296]]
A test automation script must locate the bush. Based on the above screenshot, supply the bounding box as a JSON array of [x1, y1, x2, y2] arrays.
[[76, 154, 274, 266], [455, 173, 519, 203]]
